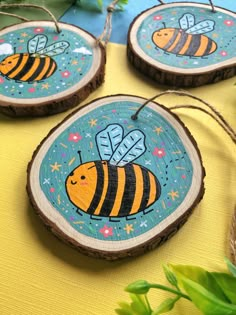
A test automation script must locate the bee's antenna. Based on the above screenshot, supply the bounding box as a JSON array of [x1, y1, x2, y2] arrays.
[[162, 22, 166, 28], [77, 150, 82, 164]]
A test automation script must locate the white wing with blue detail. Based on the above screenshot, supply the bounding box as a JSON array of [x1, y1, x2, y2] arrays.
[[28, 35, 47, 54], [186, 20, 215, 34], [179, 13, 195, 30], [96, 124, 124, 160], [110, 129, 146, 167]]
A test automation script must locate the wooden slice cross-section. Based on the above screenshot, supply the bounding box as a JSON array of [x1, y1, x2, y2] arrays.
[[0, 21, 105, 117], [128, 3, 236, 87], [27, 94, 205, 260]]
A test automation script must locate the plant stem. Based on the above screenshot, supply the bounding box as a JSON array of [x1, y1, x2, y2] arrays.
[[149, 283, 192, 301], [144, 294, 152, 314]]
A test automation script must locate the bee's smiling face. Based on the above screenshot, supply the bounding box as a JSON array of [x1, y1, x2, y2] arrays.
[[152, 28, 176, 49], [65, 161, 99, 211], [0, 55, 20, 74]]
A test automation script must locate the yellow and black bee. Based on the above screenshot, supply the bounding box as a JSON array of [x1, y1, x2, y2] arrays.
[[0, 34, 69, 82], [152, 13, 217, 57], [66, 124, 161, 218]]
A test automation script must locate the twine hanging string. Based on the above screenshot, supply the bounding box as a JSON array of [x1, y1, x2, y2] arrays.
[[131, 90, 236, 144], [230, 207, 236, 265], [157, 0, 216, 12], [0, 11, 29, 22], [0, 3, 61, 33], [96, 0, 119, 47]]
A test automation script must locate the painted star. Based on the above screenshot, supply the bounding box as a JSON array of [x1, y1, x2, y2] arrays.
[[123, 224, 134, 234], [71, 60, 78, 65], [153, 127, 163, 135], [42, 83, 50, 90], [89, 119, 97, 127], [168, 190, 179, 201], [21, 32, 28, 37], [50, 162, 62, 172]]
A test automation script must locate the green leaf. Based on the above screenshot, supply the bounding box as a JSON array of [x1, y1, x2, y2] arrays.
[[115, 307, 133, 315], [151, 297, 180, 315], [125, 280, 150, 294], [171, 265, 230, 303], [162, 264, 178, 288], [97, 0, 103, 9], [130, 294, 151, 315], [180, 277, 236, 315], [225, 257, 236, 277], [210, 272, 236, 304]]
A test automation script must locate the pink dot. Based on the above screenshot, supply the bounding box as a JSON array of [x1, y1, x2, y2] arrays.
[[182, 174, 186, 179], [0, 77, 4, 84], [220, 50, 228, 57], [50, 187, 55, 192], [53, 36, 59, 40], [0, 39, 4, 43], [28, 87, 35, 93]]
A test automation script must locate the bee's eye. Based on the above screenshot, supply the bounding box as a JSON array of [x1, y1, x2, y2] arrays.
[[80, 175, 86, 180], [164, 33, 168, 36], [8, 61, 12, 64]]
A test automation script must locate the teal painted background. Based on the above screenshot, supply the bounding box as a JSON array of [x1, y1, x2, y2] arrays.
[[39, 101, 194, 241]]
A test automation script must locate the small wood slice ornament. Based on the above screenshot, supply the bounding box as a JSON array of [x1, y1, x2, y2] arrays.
[[127, 2, 236, 87], [27, 94, 205, 260], [0, 21, 105, 116]]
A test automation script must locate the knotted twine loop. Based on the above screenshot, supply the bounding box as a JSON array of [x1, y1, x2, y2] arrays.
[[0, 3, 61, 33], [230, 207, 236, 265], [157, 0, 216, 12], [96, 0, 119, 47], [131, 90, 236, 144]]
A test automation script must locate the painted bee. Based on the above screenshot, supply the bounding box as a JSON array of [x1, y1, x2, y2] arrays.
[[152, 13, 217, 57], [66, 124, 161, 219], [0, 34, 69, 82]]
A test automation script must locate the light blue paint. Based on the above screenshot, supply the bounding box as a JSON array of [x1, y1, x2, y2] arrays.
[[60, 0, 236, 44]]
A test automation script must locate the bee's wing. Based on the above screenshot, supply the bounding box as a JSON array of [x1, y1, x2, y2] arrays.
[[96, 124, 124, 160], [37, 41, 70, 56], [28, 35, 47, 54], [186, 20, 215, 34], [179, 13, 195, 30], [110, 130, 146, 167]]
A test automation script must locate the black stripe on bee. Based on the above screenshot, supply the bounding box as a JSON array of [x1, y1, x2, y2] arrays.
[[99, 164, 119, 217], [119, 164, 137, 216], [87, 161, 104, 215], [185, 35, 201, 56]]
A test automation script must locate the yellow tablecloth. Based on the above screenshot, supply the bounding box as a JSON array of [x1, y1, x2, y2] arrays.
[[0, 4, 235, 315]]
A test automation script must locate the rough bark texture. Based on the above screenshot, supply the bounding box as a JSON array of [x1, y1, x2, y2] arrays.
[[127, 41, 236, 88]]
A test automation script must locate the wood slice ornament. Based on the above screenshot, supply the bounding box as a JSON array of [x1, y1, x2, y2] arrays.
[[27, 92, 208, 260], [127, 1, 236, 87], [0, 4, 105, 117]]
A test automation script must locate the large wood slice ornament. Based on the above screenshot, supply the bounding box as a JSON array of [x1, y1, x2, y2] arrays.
[[0, 21, 105, 116], [127, 2, 236, 87], [27, 94, 205, 260]]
